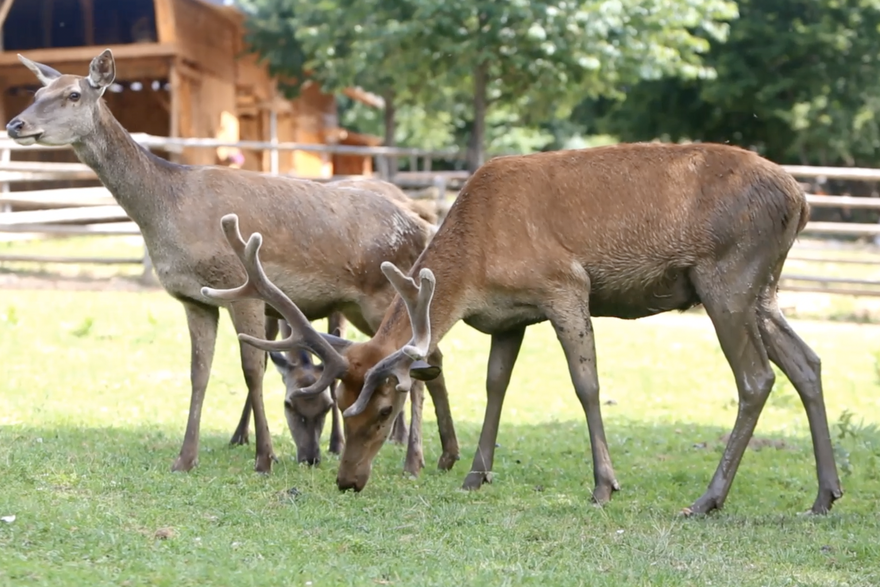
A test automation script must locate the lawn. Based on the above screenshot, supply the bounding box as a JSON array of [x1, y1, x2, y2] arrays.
[[1, 282, 880, 586]]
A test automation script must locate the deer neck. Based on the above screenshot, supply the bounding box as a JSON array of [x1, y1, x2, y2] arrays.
[[71, 102, 172, 227]]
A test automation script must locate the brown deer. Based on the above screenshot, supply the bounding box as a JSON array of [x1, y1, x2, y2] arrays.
[[235, 177, 441, 462], [5, 49, 460, 476], [205, 142, 843, 515]]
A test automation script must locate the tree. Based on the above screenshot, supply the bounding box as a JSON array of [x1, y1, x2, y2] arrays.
[[588, 0, 880, 167], [239, 0, 738, 169], [399, 0, 738, 169], [238, 0, 446, 162]]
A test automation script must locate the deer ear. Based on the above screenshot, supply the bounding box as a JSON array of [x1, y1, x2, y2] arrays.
[[269, 351, 292, 374], [410, 359, 441, 381], [18, 54, 62, 86], [88, 49, 116, 94]]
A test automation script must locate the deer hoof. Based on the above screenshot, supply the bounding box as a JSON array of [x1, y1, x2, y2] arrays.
[[228, 430, 250, 446], [462, 470, 491, 490], [590, 481, 619, 505], [682, 493, 721, 517], [437, 451, 460, 471], [810, 485, 843, 515], [171, 455, 197, 472], [254, 453, 276, 474], [403, 453, 425, 478]]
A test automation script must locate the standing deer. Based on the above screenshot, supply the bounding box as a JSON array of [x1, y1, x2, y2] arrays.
[[205, 142, 843, 515], [5, 49, 460, 476]]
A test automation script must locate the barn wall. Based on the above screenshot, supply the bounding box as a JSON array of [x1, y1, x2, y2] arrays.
[[172, 0, 238, 84], [175, 67, 238, 166]]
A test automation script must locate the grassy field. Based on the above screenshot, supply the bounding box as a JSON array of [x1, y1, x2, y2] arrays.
[[2, 281, 880, 587]]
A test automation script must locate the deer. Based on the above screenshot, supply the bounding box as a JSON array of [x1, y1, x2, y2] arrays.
[[203, 141, 844, 515], [234, 176, 442, 462], [5, 48, 460, 476]]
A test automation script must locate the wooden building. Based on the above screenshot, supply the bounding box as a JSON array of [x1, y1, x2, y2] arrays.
[[0, 0, 383, 179]]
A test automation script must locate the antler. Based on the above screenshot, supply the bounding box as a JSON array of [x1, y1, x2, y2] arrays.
[[343, 262, 435, 417], [201, 214, 349, 397]]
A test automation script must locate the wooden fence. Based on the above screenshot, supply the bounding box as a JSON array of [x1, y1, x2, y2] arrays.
[[3, 133, 880, 296]]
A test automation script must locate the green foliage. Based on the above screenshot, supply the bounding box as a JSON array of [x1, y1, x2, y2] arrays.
[[589, 0, 880, 166], [2, 288, 880, 585], [236, 0, 737, 162]]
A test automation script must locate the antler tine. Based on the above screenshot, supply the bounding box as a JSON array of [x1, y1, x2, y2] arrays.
[[380, 262, 435, 359], [200, 215, 260, 302], [201, 215, 349, 397], [401, 268, 434, 359], [343, 266, 436, 418]]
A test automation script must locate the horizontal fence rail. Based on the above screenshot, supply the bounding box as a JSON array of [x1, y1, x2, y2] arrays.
[[4, 133, 880, 297]]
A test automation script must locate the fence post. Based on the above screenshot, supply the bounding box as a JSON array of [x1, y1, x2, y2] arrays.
[[376, 155, 390, 180], [1, 146, 10, 214], [269, 108, 279, 176]]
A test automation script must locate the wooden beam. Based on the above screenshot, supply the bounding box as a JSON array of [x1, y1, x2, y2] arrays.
[[153, 0, 177, 45], [0, 43, 178, 67], [0, 55, 172, 88], [0, 254, 142, 265], [79, 0, 95, 47], [0, 0, 16, 50], [0, 186, 115, 208], [0, 204, 129, 225], [0, 221, 140, 235]]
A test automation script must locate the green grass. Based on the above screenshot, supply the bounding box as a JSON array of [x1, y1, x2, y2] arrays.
[[2, 286, 880, 586]]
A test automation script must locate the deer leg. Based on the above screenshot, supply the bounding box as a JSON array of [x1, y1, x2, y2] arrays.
[[327, 313, 346, 455], [389, 405, 409, 445], [403, 381, 426, 477], [425, 348, 460, 471], [172, 302, 220, 472], [229, 300, 276, 473], [230, 316, 279, 446], [463, 328, 525, 490], [548, 301, 620, 504], [686, 277, 775, 515], [757, 291, 842, 514]]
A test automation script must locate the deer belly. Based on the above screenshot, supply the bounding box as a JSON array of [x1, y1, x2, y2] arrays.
[[588, 268, 700, 319], [464, 295, 547, 334]]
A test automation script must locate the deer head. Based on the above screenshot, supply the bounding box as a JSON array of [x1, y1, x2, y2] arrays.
[[269, 349, 332, 465], [201, 214, 441, 491], [5, 49, 116, 146]]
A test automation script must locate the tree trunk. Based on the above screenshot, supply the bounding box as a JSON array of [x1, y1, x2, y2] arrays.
[[467, 62, 488, 172], [383, 90, 397, 177]]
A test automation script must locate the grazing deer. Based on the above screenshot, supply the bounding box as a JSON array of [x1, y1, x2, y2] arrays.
[[236, 176, 441, 461], [205, 142, 843, 515], [5, 49, 460, 476]]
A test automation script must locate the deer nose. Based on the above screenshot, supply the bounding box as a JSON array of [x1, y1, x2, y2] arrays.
[[6, 118, 24, 137]]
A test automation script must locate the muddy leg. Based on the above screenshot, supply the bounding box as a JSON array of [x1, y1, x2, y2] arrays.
[[230, 316, 279, 446], [546, 300, 619, 504], [403, 381, 426, 476], [229, 301, 276, 473], [685, 275, 775, 515], [327, 313, 346, 455], [463, 328, 525, 489], [389, 406, 409, 445], [172, 302, 219, 472], [425, 348, 460, 470], [757, 291, 842, 514]]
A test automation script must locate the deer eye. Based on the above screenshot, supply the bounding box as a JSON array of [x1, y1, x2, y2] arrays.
[[68, 92, 81, 102], [378, 406, 393, 419]]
